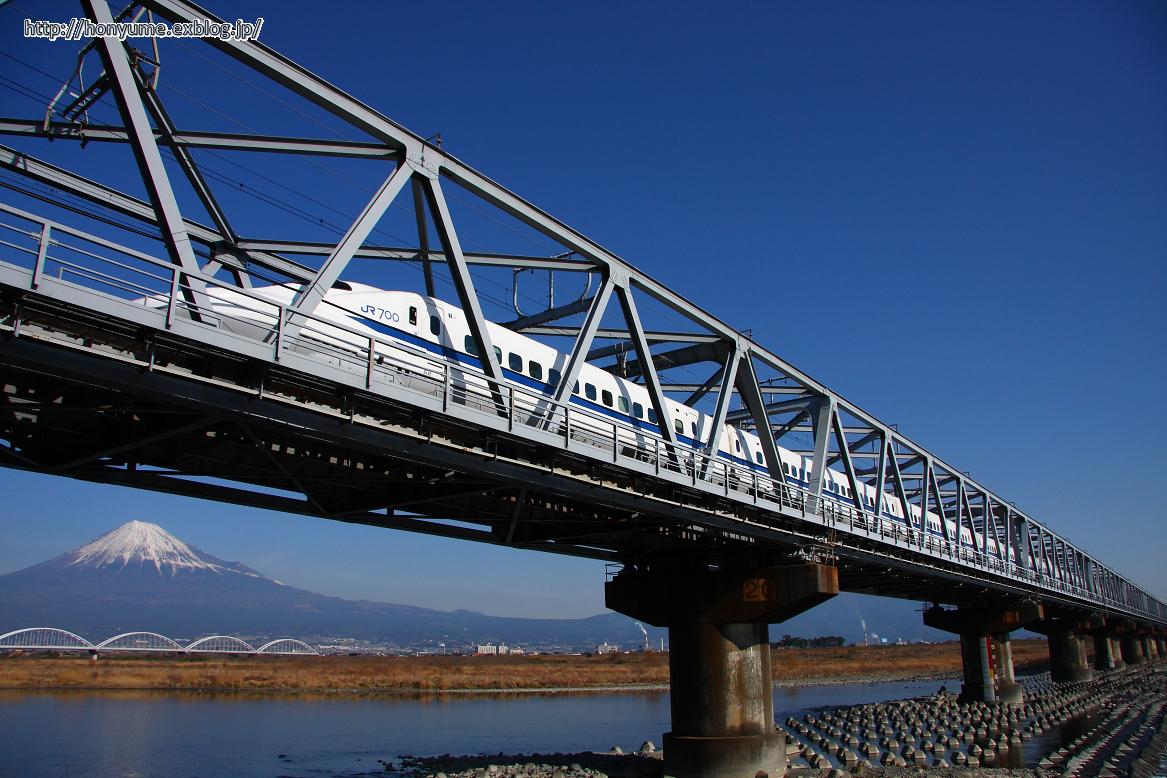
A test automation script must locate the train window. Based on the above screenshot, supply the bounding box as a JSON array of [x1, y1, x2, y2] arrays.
[[529, 360, 543, 381], [585, 383, 597, 401], [617, 396, 629, 413], [674, 418, 683, 434], [548, 368, 561, 387], [734, 439, 741, 453], [573, 381, 580, 394], [755, 451, 763, 465], [409, 306, 417, 326], [648, 409, 657, 423], [691, 422, 698, 437], [508, 352, 522, 372], [602, 390, 613, 407], [494, 347, 502, 364], [464, 335, 477, 355], [633, 402, 644, 419], [429, 315, 441, 336], [783, 463, 791, 475]]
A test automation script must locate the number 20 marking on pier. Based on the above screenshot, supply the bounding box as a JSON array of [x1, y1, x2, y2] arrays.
[[742, 578, 773, 602]]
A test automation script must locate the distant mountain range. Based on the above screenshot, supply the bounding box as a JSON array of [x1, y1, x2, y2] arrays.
[[0, 521, 948, 648]]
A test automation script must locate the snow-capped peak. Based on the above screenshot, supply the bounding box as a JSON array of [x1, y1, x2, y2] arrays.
[[65, 521, 231, 576]]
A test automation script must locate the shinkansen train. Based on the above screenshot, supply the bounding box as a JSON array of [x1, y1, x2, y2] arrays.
[[201, 281, 1021, 564]]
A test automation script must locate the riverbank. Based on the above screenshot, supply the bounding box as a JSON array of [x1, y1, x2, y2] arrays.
[[0, 640, 1049, 693], [392, 665, 1166, 778]]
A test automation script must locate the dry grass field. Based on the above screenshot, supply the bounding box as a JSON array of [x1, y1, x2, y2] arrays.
[[0, 639, 1051, 692]]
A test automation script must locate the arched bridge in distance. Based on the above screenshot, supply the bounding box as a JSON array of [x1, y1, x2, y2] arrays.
[[0, 628, 319, 655], [0, 2, 1164, 776]]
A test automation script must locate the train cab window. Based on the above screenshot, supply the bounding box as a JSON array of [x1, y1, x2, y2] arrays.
[[494, 347, 502, 364], [585, 383, 597, 401], [528, 360, 543, 381], [783, 463, 791, 475], [602, 390, 613, 407], [409, 306, 418, 326], [573, 381, 580, 394], [734, 439, 741, 453], [429, 315, 441, 336], [617, 396, 629, 413], [755, 451, 763, 465], [508, 352, 523, 372], [648, 409, 657, 423], [674, 418, 683, 435], [548, 368, 561, 387], [464, 335, 477, 355], [633, 402, 644, 419], [691, 422, 698, 437]]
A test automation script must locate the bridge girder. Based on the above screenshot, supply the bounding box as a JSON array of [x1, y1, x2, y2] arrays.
[[0, 0, 1160, 627]]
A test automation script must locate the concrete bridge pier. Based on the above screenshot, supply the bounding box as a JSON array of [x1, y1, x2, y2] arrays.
[[606, 555, 838, 778], [1092, 632, 1118, 671], [956, 632, 996, 703], [1110, 637, 1125, 668], [1046, 630, 1092, 683], [922, 603, 1038, 704], [1121, 633, 1146, 665], [993, 633, 1023, 704], [1030, 616, 1097, 684], [1145, 636, 1159, 661]]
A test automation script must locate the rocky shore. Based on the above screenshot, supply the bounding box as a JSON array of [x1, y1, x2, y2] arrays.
[[393, 665, 1166, 778]]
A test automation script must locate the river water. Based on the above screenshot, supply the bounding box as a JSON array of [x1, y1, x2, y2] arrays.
[[0, 679, 947, 777]]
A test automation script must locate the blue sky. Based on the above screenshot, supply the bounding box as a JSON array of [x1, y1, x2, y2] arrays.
[[0, 0, 1164, 619]]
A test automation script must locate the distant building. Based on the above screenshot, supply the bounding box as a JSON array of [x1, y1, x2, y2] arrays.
[[477, 643, 521, 655], [596, 642, 619, 654]]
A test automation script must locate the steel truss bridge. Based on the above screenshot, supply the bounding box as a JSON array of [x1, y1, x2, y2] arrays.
[[0, 0, 1160, 628], [0, 627, 318, 655]]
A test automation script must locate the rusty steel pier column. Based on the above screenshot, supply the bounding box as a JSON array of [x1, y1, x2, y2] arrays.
[[606, 554, 838, 778]]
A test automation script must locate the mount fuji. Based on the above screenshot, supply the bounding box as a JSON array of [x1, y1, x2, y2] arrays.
[[0, 521, 945, 647], [0, 521, 661, 648]]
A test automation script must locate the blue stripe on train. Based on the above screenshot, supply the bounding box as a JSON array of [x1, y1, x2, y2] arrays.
[[350, 315, 986, 549]]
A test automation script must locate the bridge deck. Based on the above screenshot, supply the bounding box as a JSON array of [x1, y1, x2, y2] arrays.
[[0, 0, 1161, 630], [0, 206, 1157, 624]]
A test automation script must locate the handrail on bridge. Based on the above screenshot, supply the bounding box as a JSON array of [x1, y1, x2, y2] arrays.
[[0, 199, 1162, 625]]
